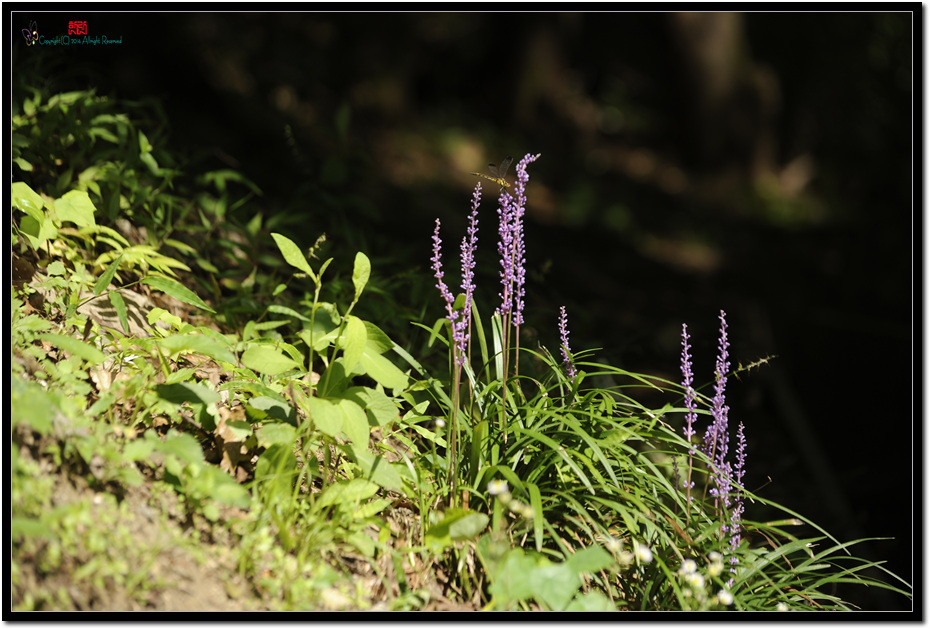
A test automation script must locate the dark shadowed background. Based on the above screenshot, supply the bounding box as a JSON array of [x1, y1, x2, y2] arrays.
[[11, 10, 916, 611]]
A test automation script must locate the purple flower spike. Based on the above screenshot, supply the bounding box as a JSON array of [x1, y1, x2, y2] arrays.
[[558, 306, 577, 379], [497, 153, 540, 324], [704, 310, 731, 466], [680, 324, 697, 442], [431, 218, 467, 364]]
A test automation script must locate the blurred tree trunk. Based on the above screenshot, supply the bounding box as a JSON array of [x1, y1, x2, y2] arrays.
[[668, 12, 781, 185]]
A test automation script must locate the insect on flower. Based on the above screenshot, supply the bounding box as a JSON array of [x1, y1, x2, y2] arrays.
[[22, 21, 38, 46], [471, 155, 513, 190]]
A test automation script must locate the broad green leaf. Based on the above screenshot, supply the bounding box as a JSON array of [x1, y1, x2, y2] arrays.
[[564, 592, 615, 612], [94, 254, 124, 295], [108, 290, 129, 334], [12, 377, 54, 434], [141, 276, 215, 313], [352, 251, 371, 300], [267, 304, 312, 322], [122, 438, 156, 461], [271, 232, 315, 278], [19, 212, 57, 249], [337, 398, 369, 446], [348, 530, 375, 558], [240, 345, 302, 376], [425, 508, 490, 552], [354, 498, 391, 520], [303, 395, 342, 437], [157, 333, 237, 365], [489, 549, 537, 604], [347, 445, 403, 490], [340, 315, 367, 369], [255, 422, 297, 447], [566, 545, 613, 574], [39, 333, 106, 364], [316, 478, 378, 509], [297, 306, 340, 352], [255, 444, 299, 501], [362, 321, 394, 354], [529, 562, 579, 611], [154, 382, 222, 406], [54, 190, 97, 228], [11, 517, 53, 540], [11, 181, 45, 223], [342, 386, 398, 427], [247, 396, 297, 426], [210, 473, 251, 508], [140, 152, 160, 175], [359, 350, 408, 390], [138, 129, 153, 154], [155, 430, 204, 466]]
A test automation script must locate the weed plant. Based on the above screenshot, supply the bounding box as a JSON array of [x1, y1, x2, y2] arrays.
[[10, 87, 911, 612]]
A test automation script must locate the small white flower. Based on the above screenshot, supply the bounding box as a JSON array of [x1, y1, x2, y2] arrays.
[[487, 479, 509, 496], [634, 543, 653, 563], [604, 537, 622, 554], [618, 550, 635, 566], [707, 551, 723, 563], [707, 560, 724, 577], [776, 602, 788, 611], [679, 559, 698, 575], [435, 418, 446, 428], [717, 589, 734, 606], [685, 572, 705, 589]]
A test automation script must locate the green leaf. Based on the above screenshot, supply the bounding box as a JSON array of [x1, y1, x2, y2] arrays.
[[359, 350, 408, 391], [354, 498, 391, 520], [340, 315, 367, 370], [247, 396, 297, 426], [19, 212, 57, 249], [564, 592, 615, 612], [267, 304, 312, 322], [303, 395, 342, 437], [157, 333, 237, 365], [122, 438, 156, 461], [271, 232, 316, 278], [11, 181, 45, 223], [346, 445, 403, 490], [425, 508, 490, 551], [337, 398, 369, 446], [352, 251, 371, 301], [38, 333, 106, 364], [342, 386, 399, 427], [54, 190, 97, 228], [489, 548, 537, 605], [154, 382, 222, 406], [255, 422, 297, 448], [529, 562, 580, 611], [141, 276, 215, 313], [316, 478, 379, 509], [362, 321, 394, 354], [138, 129, 153, 154], [566, 545, 613, 574], [94, 254, 124, 296], [240, 345, 302, 376], [12, 377, 55, 434], [108, 290, 129, 334], [255, 444, 299, 501], [155, 430, 204, 466]]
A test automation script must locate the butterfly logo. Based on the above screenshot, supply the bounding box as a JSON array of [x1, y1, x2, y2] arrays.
[[22, 21, 38, 46]]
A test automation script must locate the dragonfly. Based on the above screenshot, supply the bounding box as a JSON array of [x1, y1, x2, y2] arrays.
[[471, 155, 513, 190]]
